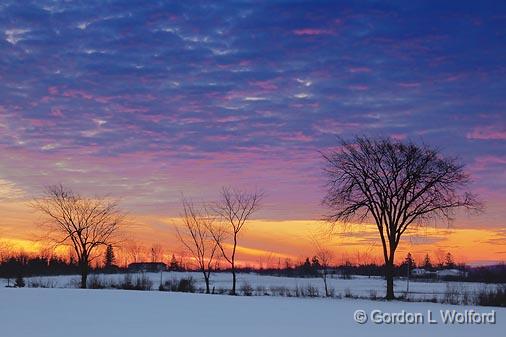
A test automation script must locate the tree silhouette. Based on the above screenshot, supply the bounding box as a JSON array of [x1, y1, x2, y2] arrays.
[[423, 253, 432, 270], [176, 198, 222, 294], [322, 137, 481, 299], [445, 252, 455, 268], [104, 244, 115, 269], [32, 185, 124, 288], [211, 187, 263, 295]]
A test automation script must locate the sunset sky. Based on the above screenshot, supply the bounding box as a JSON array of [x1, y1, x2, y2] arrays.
[[0, 1, 505, 266]]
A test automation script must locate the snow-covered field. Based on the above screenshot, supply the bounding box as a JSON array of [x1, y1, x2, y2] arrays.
[[0, 287, 503, 337], [1, 271, 499, 302]]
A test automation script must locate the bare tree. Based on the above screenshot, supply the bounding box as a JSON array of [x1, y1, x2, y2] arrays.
[[176, 198, 222, 294], [126, 241, 145, 264], [322, 137, 480, 299], [211, 187, 262, 295], [0, 239, 12, 263], [32, 184, 124, 288], [312, 237, 334, 297], [150, 244, 164, 263]]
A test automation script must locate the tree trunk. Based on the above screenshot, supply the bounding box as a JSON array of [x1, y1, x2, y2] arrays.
[[230, 236, 237, 295], [204, 275, 210, 294], [385, 260, 395, 300], [323, 275, 329, 297], [81, 271, 88, 289], [79, 259, 88, 289], [231, 267, 236, 295]]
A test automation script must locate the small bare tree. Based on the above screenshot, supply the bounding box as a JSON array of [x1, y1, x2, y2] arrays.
[[126, 241, 145, 264], [312, 238, 334, 297], [322, 137, 480, 299], [176, 198, 222, 294], [211, 187, 262, 295], [150, 244, 164, 263], [32, 184, 124, 288]]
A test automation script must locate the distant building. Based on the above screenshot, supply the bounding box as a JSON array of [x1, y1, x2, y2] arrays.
[[411, 268, 428, 276], [128, 262, 167, 273], [411, 268, 437, 278], [436, 269, 468, 279], [411, 268, 467, 279]]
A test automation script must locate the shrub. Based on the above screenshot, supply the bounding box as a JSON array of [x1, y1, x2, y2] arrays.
[[270, 286, 290, 297], [28, 278, 57, 288], [442, 284, 460, 305], [160, 279, 177, 291], [294, 285, 305, 297], [461, 289, 471, 305], [134, 274, 153, 291], [306, 285, 319, 297], [214, 287, 227, 295], [68, 277, 82, 288], [118, 273, 134, 290], [115, 273, 152, 291], [255, 285, 268, 296], [14, 275, 25, 288], [87, 274, 107, 289], [240, 281, 253, 296], [475, 285, 506, 307], [177, 277, 195, 293], [161, 277, 195, 293]]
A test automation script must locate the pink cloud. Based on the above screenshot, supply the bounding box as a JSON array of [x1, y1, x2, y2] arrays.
[[349, 67, 371, 73], [293, 28, 334, 36], [348, 84, 368, 91], [444, 73, 466, 82], [250, 80, 278, 91], [279, 132, 313, 143], [48, 86, 58, 95], [61, 89, 94, 100], [313, 119, 361, 134], [215, 115, 246, 123], [390, 133, 407, 141], [205, 135, 231, 142], [50, 107, 64, 117], [111, 104, 149, 114], [468, 155, 506, 176], [467, 126, 506, 140], [28, 119, 54, 127], [399, 82, 420, 88]]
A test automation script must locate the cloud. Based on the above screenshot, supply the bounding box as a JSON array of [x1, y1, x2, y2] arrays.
[[0, 178, 25, 200], [0, 0, 504, 228], [4, 28, 30, 45], [467, 126, 506, 140], [293, 28, 334, 36]]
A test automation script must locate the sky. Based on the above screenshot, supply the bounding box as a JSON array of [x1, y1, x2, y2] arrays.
[[0, 1, 505, 266]]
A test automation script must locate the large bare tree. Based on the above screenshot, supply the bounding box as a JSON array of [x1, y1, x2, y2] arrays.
[[176, 198, 222, 294], [211, 187, 262, 295], [32, 185, 124, 288], [322, 137, 480, 299]]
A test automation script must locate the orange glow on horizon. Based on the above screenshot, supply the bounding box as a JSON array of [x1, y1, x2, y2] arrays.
[[1, 211, 505, 268]]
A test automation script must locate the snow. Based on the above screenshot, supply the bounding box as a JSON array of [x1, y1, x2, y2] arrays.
[[1, 271, 497, 302], [0, 287, 503, 337]]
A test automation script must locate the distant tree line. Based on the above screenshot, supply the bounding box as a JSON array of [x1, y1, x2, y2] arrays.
[[2, 250, 505, 285], [0, 250, 184, 281]]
